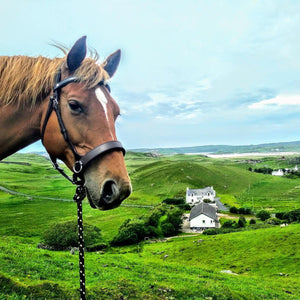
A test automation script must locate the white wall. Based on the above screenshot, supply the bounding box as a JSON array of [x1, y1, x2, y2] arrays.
[[190, 214, 216, 228]]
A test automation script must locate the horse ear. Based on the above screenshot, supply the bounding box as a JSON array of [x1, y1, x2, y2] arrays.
[[67, 36, 87, 72], [103, 49, 121, 78]]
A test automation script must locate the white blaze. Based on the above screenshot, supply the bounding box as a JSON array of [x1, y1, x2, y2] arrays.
[[95, 87, 108, 120], [95, 87, 113, 138]]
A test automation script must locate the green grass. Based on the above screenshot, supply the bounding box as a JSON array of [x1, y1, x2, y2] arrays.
[[0, 226, 299, 299], [0, 152, 300, 299]]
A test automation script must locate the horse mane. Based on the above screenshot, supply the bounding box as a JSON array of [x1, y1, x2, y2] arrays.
[[0, 49, 110, 108]]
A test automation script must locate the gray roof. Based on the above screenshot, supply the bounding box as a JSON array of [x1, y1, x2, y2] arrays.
[[214, 198, 229, 211], [187, 187, 214, 196], [189, 202, 218, 221]]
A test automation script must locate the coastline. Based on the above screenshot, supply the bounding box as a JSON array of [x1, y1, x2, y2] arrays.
[[204, 152, 300, 158]]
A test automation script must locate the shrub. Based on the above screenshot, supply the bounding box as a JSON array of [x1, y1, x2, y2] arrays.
[[266, 217, 281, 225], [178, 203, 191, 210], [203, 199, 214, 203], [256, 210, 271, 221], [238, 207, 252, 215], [162, 198, 184, 205], [222, 220, 236, 228], [111, 219, 147, 246], [275, 212, 285, 220], [253, 167, 273, 174], [284, 209, 300, 223], [203, 228, 219, 235], [237, 216, 247, 228], [163, 207, 183, 233], [229, 206, 238, 214], [161, 222, 176, 237], [42, 220, 102, 250], [249, 218, 256, 225], [111, 205, 183, 246]]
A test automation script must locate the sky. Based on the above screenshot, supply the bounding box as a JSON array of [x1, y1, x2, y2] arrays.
[[1, 0, 300, 151]]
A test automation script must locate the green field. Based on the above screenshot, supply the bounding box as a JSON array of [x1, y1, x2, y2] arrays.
[[0, 152, 300, 299]]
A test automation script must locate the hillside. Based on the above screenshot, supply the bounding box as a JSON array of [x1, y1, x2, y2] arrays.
[[126, 153, 300, 212], [0, 152, 300, 299]]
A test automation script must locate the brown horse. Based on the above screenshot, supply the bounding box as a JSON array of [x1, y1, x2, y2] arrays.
[[0, 36, 131, 210]]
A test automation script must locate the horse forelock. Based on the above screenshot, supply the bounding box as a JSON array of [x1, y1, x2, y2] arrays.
[[0, 50, 110, 108]]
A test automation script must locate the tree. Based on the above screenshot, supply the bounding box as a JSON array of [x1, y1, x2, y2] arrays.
[[42, 220, 102, 250], [256, 210, 271, 221], [237, 216, 247, 228]]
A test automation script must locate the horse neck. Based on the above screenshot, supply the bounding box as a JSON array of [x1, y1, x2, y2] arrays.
[[0, 102, 47, 160]]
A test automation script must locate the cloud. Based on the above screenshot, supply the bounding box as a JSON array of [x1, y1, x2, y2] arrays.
[[249, 94, 300, 109], [128, 79, 212, 120]]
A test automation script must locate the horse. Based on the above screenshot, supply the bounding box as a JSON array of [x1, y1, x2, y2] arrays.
[[0, 36, 132, 210]]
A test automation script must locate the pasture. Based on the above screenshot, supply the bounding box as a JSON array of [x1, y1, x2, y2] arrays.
[[0, 152, 300, 299]]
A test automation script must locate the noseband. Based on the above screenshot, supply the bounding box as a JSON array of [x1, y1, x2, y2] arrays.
[[41, 70, 125, 198]]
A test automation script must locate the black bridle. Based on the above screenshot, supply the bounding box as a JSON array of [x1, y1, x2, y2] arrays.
[[41, 70, 126, 300]]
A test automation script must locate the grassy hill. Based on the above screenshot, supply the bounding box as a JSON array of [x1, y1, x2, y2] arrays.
[[127, 153, 300, 211], [0, 152, 300, 299]]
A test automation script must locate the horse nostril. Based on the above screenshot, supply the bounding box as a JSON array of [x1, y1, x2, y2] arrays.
[[102, 180, 118, 204]]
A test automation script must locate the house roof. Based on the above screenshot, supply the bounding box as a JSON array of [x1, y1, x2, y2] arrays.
[[189, 202, 218, 221], [187, 186, 214, 196]]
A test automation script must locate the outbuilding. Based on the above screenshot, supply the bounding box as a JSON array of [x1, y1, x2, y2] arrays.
[[189, 202, 220, 230]]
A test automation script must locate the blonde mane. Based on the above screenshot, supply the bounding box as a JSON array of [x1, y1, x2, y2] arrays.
[[0, 51, 110, 108]]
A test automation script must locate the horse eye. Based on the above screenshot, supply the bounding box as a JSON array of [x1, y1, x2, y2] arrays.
[[68, 100, 83, 114]]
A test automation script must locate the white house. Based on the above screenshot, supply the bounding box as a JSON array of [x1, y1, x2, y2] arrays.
[[189, 202, 220, 230], [186, 186, 216, 205], [271, 169, 284, 176]]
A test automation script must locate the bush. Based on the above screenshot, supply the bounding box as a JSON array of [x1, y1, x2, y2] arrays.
[[163, 207, 183, 233], [283, 209, 300, 223], [237, 216, 247, 228], [111, 219, 147, 246], [111, 205, 184, 246], [229, 206, 238, 214], [42, 220, 102, 250], [256, 210, 271, 221], [222, 220, 236, 228], [178, 203, 191, 210], [162, 198, 184, 205], [253, 167, 273, 174], [161, 222, 176, 237], [266, 217, 281, 225], [203, 228, 219, 235], [238, 207, 252, 215], [275, 212, 285, 220], [249, 218, 256, 225]]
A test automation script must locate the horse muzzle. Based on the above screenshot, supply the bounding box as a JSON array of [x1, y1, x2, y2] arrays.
[[85, 178, 132, 210]]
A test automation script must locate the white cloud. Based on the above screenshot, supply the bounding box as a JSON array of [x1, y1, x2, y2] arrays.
[[249, 94, 300, 109]]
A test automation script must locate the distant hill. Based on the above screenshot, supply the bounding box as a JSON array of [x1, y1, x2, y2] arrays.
[[130, 141, 300, 155]]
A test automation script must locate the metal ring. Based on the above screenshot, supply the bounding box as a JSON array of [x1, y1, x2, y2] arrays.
[[73, 161, 83, 174]]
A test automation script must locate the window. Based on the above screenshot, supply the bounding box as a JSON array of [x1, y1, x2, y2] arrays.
[[203, 220, 205, 223]]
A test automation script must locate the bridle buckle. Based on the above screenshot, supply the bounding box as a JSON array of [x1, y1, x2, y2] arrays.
[[73, 160, 83, 174]]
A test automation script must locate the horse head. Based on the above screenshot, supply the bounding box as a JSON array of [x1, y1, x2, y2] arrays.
[[42, 36, 131, 210]]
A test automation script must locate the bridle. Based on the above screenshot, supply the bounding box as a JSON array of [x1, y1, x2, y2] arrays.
[[41, 69, 126, 201], [41, 69, 126, 300]]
